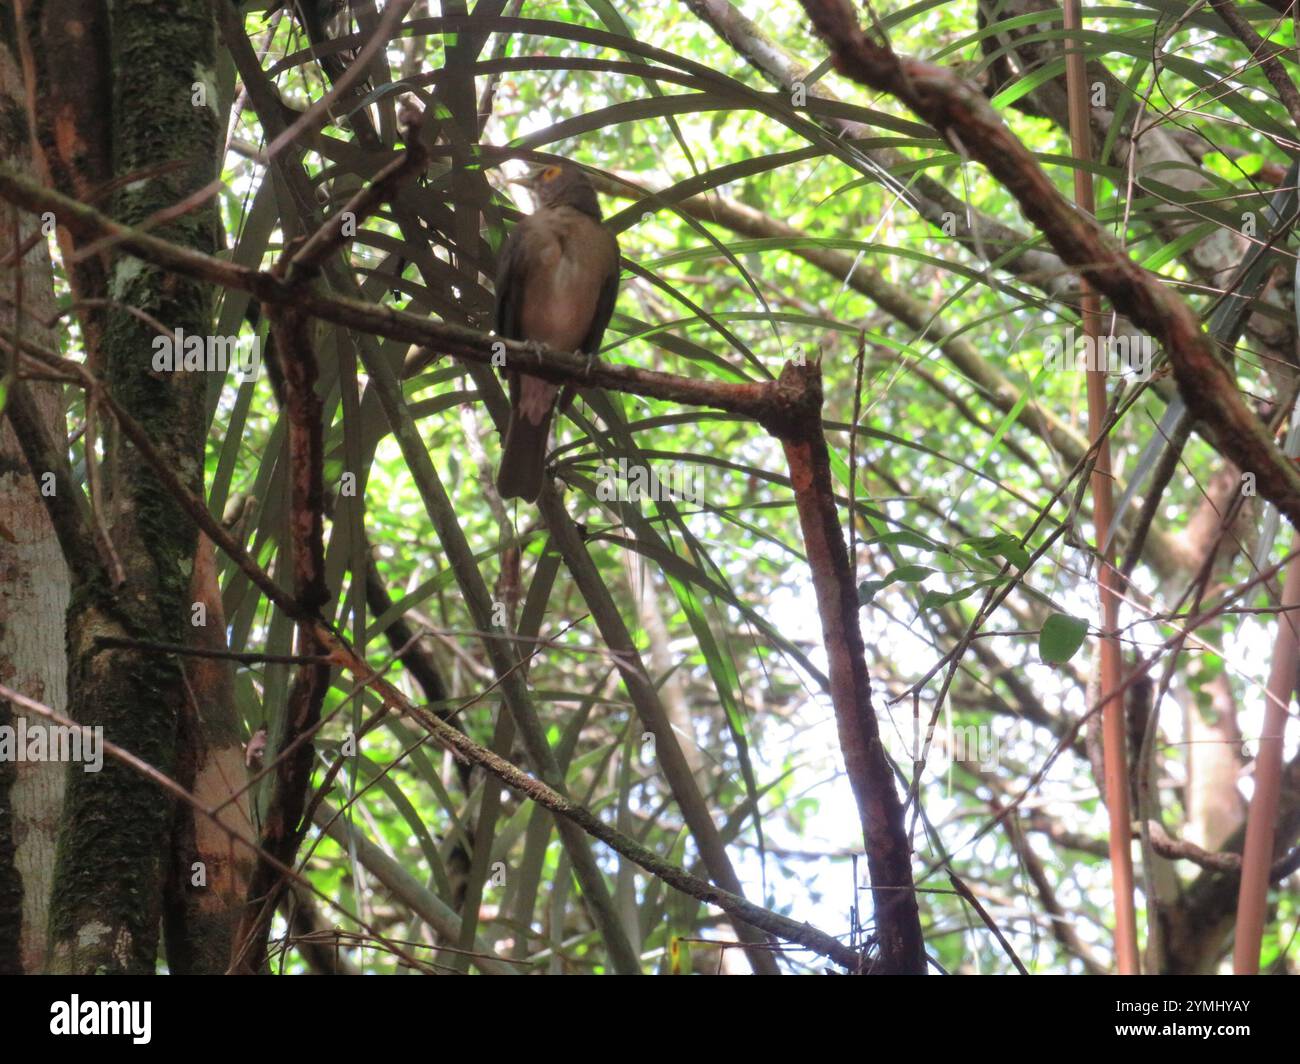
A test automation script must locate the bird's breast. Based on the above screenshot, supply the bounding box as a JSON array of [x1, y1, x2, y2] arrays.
[[517, 213, 614, 351]]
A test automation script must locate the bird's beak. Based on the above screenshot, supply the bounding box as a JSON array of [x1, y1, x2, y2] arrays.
[[515, 167, 544, 190]]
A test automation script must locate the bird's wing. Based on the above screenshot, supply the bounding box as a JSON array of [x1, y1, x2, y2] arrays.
[[579, 228, 621, 357], [492, 221, 530, 340]]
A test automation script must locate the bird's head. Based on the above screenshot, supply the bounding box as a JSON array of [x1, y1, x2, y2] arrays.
[[523, 162, 602, 219]]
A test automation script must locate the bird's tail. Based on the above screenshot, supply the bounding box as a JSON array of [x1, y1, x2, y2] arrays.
[[496, 406, 554, 502]]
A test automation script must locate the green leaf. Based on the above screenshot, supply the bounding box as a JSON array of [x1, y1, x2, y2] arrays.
[[919, 577, 1004, 611], [1039, 614, 1089, 664], [965, 532, 1030, 569], [889, 564, 935, 584], [858, 579, 885, 606], [868, 530, 937, 551]]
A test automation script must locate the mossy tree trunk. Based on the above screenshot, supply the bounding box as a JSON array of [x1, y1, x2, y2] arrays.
[[15, 0, 222, 974]]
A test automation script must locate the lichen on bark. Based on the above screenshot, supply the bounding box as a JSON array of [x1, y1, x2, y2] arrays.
[[46, 0, 222, 975]]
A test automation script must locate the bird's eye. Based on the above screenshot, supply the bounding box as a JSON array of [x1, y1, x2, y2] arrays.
[[541, 166, 562, 182]]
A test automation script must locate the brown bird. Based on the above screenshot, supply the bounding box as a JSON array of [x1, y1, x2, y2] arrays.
[[493, 162, 620, 502]]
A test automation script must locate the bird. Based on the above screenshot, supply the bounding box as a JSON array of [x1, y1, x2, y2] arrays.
[[493, 162, 621, 502]]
